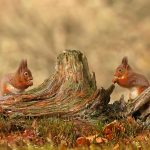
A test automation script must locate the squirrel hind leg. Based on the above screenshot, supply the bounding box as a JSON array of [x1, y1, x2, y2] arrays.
[[137, 86, 148, 95], [129, 87, 148, 100], [129, 87, 141, 100]]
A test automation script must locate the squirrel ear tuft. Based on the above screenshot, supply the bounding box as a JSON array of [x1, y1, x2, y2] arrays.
[[17, 59, 27, 73], [122, 56, 128, 67], [23, 59, 28, 68]]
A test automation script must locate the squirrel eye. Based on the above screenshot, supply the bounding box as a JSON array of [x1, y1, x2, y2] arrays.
[[24, 72, 28, 76], [119, 69, 122, 72]]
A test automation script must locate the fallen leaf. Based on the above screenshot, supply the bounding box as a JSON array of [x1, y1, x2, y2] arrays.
[[103, 120, 125, 140], [86, 135, 97, 143], [76, 137, 90, 147], [96, 137, 108, 144], [22, 129, 35, 140]]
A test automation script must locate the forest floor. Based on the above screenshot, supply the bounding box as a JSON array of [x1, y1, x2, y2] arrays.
[[0, 115, 149, 150]]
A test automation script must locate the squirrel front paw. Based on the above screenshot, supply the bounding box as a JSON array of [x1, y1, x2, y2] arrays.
[[112, 77, 118, 84]]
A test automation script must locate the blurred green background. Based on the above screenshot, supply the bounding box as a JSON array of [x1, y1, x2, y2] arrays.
[[0, 0, 150, 101]]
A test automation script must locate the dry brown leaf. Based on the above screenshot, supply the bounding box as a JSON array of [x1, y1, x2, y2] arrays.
[[76, 137, 90, 147], [78, 134, 108, 145], [95, 137, 108, 144], [86, 135, 97, 143], [103, 120, 125, 140], [22, 129, 36, 140], [135, 134, 148, 142]]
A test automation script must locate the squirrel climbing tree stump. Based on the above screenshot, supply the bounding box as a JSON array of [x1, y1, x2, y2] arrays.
[[0, 50, 114, 119]]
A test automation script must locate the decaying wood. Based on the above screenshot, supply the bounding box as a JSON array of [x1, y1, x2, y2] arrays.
[[0, 50, 114, 120], [128, 87, 150, 123]]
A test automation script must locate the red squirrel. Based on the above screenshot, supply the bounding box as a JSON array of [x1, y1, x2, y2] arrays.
[[0, 59, 33, 96], [112, 56, 149, 99]]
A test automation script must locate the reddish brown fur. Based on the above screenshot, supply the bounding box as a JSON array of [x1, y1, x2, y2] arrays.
[[137, 86, 146, 95], [113, 56, 149, 98], [0, 59, 33, 96]]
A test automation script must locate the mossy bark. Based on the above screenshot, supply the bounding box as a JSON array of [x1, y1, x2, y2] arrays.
[[0, 50, 114, 120]]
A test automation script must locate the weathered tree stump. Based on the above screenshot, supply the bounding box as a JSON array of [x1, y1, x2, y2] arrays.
[[0, 50, 114, 120]]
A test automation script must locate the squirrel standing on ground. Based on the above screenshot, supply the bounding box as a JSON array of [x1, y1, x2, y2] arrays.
[[0, 59, 33, 96], [112, 56, 149, 99]]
